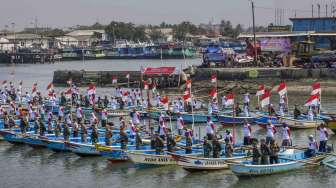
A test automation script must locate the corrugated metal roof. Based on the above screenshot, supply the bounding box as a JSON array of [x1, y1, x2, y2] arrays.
[[66, 29, 105, 36]]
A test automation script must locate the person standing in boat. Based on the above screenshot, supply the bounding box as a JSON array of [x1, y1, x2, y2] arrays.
[[305, 135, 318, 157], [212, 137, 222, 158], [166, 129, 176, 152], [281, 123, 291, 146], [3, 111, 9, 129], [243, 121, 252, 145], [269, 140, 280, 164], [176, 113, 184, 136], [39, 118, 46, 136], [266, 122, 276, 145], [80, 124, 88, 143], [58, 106, 64, 122], [105, 125, 113, 146], [224, 130, 233, 144], [65, 112, 72, 127], [293, 105, 301, 119], [279, 95, 286, 116], [33, 117, 40, 134], [244, 93, 250, 107], [76, 105, 83, 124], [101, 108, 108, 127], [185, 130, 193, 154], [234, 103, 242, 117], [63, 123, 70, 142], [130, 108, 140, 126], [73, 122, 79, 137], [260, 139, 271, 165], [91, 123, 99, 144], [155, 133, 164, 154], [225, 138, 234, 158], [252, 141, 261, 165], [221, 95, 227, 110], [317, 123, 328, 152], [135, 128, 143, 150], [119, 127, 129, 150], [159, 118, 167, 140], [129, 120, 137, 139], [47, 120, 53, 134], [307, 107, 314, 121], [203, 137, 212, 158], [268, 104, 276, 116], [205, 116, 216, 140], [55, 120, 61, 137]]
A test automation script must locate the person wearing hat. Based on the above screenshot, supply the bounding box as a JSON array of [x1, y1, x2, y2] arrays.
[[281, 123, 291, 146], [317, 123, 329, 152], [203, 136, 213, 158], [224, 130, 233, 144], [305, 135, 318, 157]]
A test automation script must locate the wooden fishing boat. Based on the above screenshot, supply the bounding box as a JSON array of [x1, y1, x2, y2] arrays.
[[252, 112, 282, 129], [172, 152, 247, 171], [278, 117, 323, 129], [229, 149, 326, 176], [180, 113, 217, 123], [23, 134, 56, 148], [42, 138, 81, 152], [217, 115, 255, 125], [66, 141, 102, 156], [322, 155, 336, 170], [0, 130, 30, 144], [128, 149, 203, 166], [97, 144, 152, 162]]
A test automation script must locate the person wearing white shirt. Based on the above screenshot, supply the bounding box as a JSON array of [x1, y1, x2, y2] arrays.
[[243, 122, 252, 145], [281, 124, 291, 146], [205, 117, 216, 140], [318, 123, 329, 152], [176, 114, 184, 135], [305, 135, 318, 157], [266, 123, 276, 144], [307, 108, 314, 121]]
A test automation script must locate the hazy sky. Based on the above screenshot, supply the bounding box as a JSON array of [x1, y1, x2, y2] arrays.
[[0, 0, 333, 30]]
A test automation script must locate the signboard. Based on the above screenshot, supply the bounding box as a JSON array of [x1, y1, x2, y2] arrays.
[[143, 67, 176, 75], [268, 25, 291, 32], [260, 38, 292, 52]]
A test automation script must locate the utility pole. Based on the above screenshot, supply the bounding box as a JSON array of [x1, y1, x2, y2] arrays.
[[250, 0, 257, 65]]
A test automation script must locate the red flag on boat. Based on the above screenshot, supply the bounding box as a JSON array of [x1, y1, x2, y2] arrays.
[[209, 87, 217, 99], [112, 76, 118, 84], [186, 79, 192, 89], [123, 91, 129, 97], [276, 82, 287, 96], [256, 84, 265, 96], [87, 83, 96, 95], [183, 90, 191, 102], [225, 93, 235, 106], [32, 83, 37, 94], [211, 74, 217, 83], [311, 82, 321, 95], [161, 96, 169, 110], [46, 82, 53, 90], [304, 94, 319, 107], [144, 81, 148, 90], [261, 89, 271, 108]]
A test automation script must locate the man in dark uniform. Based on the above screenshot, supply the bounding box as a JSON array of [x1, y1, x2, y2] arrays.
[[105, 125, 113, 146], [135, 129, 143, 150], [185, 132, 193, 154], [252, 140, 261, 165], [212, 137, 222, 158], [155, 133, 165, 154], [224, 138, 234, 158], [39, 118, 46, 136], [203, 137, 212, 158], [260, 139, 271, 165], [294, 105, 301, 119], [63, 123, 70, 142], [166, 129, 176, 152], [80, 124, 88, 143], [119, 129, 129, 150], [91, 125, 99, 144], [55, 120, 61, 137]]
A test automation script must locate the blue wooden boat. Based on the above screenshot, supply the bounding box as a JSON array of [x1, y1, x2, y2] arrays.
[[181, 113, 217, 123], [22, 134, 57, 148], [42, 137, 82, 152], [0, 130, 34, 144], [97, 145, 153, 162], [229, 149, 326, 176], [217, 115, 255, 125]]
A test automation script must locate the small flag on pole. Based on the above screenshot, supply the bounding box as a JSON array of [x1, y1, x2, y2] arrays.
[[211, 74, 217, 83], [276, 82, 287, 96]]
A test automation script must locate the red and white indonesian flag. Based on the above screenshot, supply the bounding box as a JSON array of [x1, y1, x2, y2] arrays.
[[112, 76, 118, 84], [183, 90, 191, 102], [211, 74, 217, 83], [304, 94, 319, 107], [209, 87, 217, 99], [87, 83, 96, 95], [186, 79, 192, 89], [126, 73, 130, 79], [65, 88, 72, 95], [261, 89, 271, 108], [123, 91, 129, 97], [276, 82, 287, 96], [46, 82, 53, 90], [32, 83, 37, 94], [161, 96, 169, 110], [311, 82, 321, 95], [144, 80, 148, 90], [225, 93, 235, 106], [48, 91, 56, 99], [256, 84, 265, 96]]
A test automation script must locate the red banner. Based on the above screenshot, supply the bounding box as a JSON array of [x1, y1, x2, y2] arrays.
[[143, 67, 176, 75]]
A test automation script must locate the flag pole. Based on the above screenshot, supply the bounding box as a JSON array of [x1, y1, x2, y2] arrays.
[[190, 83, 195, 137], [285, 92, 289, 115]]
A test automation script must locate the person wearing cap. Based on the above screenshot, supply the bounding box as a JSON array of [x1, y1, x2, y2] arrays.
[[305, 135, 318, 157], [212, 137, 222, 158], [203, 136, 212, 158], [281, 123, 291, 147], [317, 123, 328, 152], [243, 120, 252, 145]]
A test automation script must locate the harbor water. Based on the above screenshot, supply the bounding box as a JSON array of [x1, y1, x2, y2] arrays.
[[0, 59, 336, 188]]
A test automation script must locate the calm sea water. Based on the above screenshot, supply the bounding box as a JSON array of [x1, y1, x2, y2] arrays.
[[0, 59, 336, 188]]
